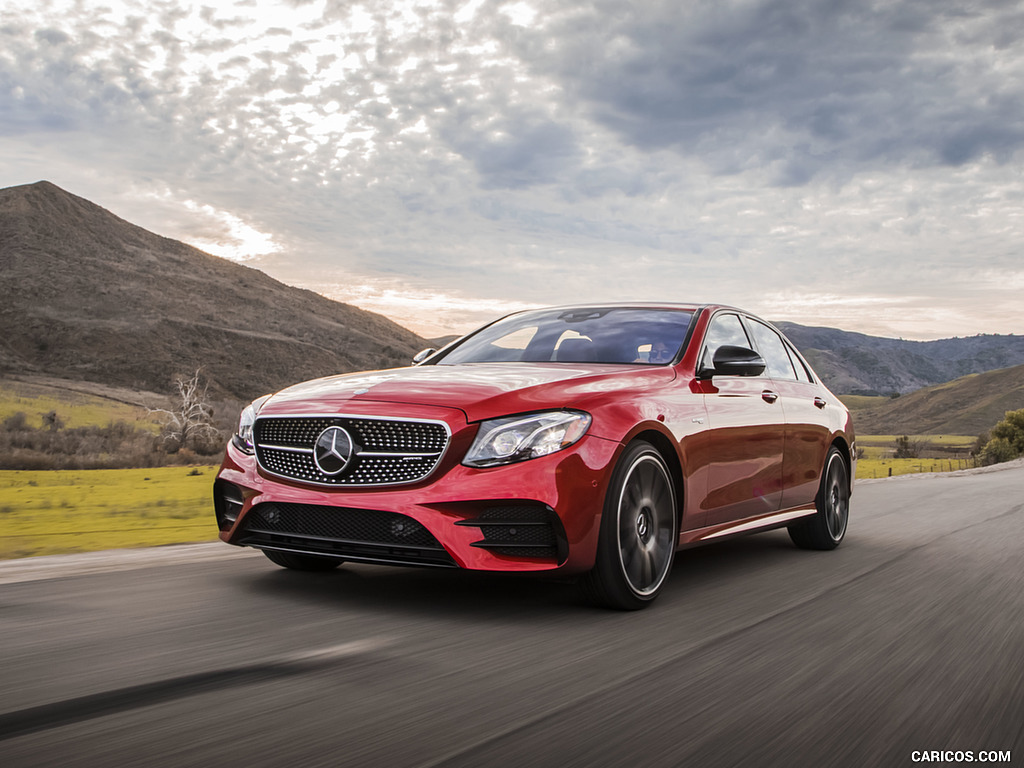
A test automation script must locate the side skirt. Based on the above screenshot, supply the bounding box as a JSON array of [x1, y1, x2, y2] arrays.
[[678, 506, 817, 548]]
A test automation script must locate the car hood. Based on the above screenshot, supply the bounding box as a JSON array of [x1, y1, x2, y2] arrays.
[[258, 363, 676, 424]]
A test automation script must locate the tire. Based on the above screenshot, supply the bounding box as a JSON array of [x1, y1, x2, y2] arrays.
[[262, 549, 343, 572], [582, 441, 679, 610], [788, 446, 850, 550]]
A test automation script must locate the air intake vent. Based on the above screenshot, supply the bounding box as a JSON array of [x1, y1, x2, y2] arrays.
[[457, 505, 565, 560], [237, 503, 455, 568]]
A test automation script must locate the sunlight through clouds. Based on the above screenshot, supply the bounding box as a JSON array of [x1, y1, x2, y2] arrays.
[[3, 0, 1024, 338], [313, 279, 538, 338], [181, 200, 282, 261]]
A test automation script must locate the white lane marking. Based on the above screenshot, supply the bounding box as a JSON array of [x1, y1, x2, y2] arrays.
[[277, 638, 394, 667]]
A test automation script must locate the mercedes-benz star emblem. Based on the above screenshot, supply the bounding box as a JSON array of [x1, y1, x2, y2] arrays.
[[313, 426, 355, 476]]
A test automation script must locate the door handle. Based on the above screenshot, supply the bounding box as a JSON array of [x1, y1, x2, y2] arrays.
[[813, 397, 827, 409], [761, 390, 779, 404]]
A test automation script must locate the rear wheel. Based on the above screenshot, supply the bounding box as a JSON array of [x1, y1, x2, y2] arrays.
[[261, 549, 343, 571], [582, 441, 678, 610], [789, 446, 849, 550]]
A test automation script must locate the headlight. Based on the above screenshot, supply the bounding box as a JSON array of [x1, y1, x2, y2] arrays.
[[231, 396, 270, 455], [463, 411, 591, 468]]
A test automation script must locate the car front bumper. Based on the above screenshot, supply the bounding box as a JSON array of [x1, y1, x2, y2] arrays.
[[214, 409, 620, 574]]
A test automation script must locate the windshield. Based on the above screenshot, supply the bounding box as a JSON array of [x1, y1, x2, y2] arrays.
[[434, 308, 694, 366]]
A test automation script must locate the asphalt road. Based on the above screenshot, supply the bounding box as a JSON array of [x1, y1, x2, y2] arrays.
[[2, 464, 1022, 768]]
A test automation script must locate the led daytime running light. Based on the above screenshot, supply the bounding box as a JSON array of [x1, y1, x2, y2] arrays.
[[464, 411, 591, 468]]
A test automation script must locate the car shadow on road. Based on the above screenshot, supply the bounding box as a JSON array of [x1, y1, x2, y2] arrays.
[[236, 529, 813, 620]]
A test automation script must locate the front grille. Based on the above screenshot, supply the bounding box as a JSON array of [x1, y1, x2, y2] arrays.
[[253, 415, 449, 487], [457, 505, 564, 560], [237, 502, 455, 568]]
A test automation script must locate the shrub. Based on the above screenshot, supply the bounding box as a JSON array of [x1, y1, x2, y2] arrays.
[[3, 412, 28, 431], [990, 409, 1024, 454], [893, 435, 926, 459], [0, 418, 224, 470], [42, 410, 65, 431], [980, 437, 1018, 466], [979, 409, 1024, 466]]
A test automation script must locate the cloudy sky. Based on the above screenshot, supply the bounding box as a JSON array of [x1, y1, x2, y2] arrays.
[[2, 0, 1022, 339]]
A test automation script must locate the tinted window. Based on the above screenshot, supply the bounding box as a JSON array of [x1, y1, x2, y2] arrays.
[[435, 308, 693, 365], [786, 344, 813, 383], [748, 320, 797, 380], [491, 325, 538, 351], [700, 313, 751, 372]]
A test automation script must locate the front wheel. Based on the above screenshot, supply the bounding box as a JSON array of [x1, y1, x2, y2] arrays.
[[788, 446, 850, 550], [581, 441, 679, 610]]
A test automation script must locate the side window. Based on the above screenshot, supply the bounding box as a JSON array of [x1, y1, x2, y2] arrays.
[[785, 343, 813, 383], [747, 320, 797, 380], [700, 313, 751, 372]]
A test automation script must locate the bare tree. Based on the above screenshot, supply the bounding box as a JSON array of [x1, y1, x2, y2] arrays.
[[893, 434, 928, 459], [150, 369, 220, 452]]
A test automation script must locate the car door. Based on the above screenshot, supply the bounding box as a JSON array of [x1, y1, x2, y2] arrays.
[[697, 312, 786, 527], [744, 319, 831, 511]]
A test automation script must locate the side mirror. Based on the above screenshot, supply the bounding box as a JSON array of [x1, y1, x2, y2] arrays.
[[706, 345, 766, 377], [412, 348, 437, 365]]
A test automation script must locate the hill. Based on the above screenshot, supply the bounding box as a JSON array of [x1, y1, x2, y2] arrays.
[[2, 181, 1021, 403], [0, 181, 427, 400], [852, 363, 1024, 436], [777, 323, 1024, 395]]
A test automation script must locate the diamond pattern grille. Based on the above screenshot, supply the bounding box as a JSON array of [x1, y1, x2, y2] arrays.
[[253, 415, 448, 486]]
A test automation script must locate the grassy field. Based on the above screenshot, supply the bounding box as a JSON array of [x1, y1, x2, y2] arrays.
[[0, 379, 162, 432], [838, 394, 889, 411], [0, 465, 220, 559], [854, 434, 977, 479], [855, 457, 977, 479], [0, 434, 983, 559], [857, 434, 976, 449]]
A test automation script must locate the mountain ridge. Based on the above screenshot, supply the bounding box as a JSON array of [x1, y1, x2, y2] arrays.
[[851, 363, 1024, 436], [2, 180, 1022, 403], [0, 181, 426, 400], [776, 322, 1024, 395]]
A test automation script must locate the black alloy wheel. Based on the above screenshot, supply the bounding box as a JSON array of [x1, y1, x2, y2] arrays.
[[582, 440, 679, 610], [789, 446, 850, 550]]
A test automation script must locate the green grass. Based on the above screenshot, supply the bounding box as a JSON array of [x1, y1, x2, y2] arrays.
[[855, 457, 977, 480], [854, 434, 978, 479], [0, 430, 985, 559], [857, 434, 976, 448], [0, 379, 162, 432], [0, 466, 220, 559], [838, 395, 888, 411]]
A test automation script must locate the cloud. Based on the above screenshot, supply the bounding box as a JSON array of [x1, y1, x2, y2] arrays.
[[441, 110, 580, 189], [1, 0, 1023, 339], [515, 0, 1024, 181]]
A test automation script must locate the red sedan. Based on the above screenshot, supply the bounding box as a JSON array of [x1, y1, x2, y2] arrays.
[[214, 303, 854, 609]]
